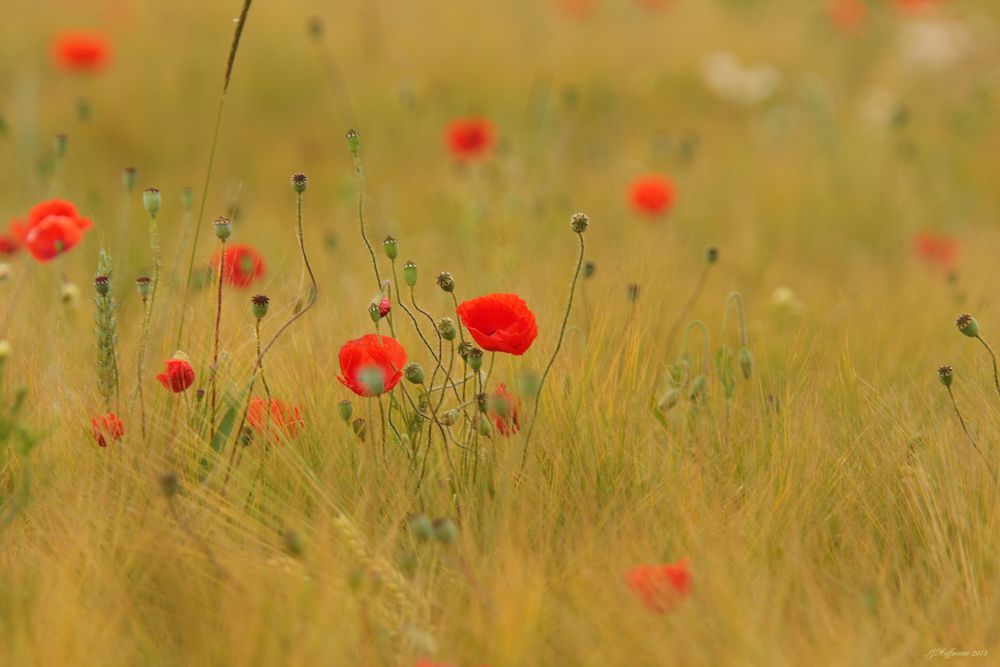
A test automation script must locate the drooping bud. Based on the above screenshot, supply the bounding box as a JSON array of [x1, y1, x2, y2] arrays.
[[94, 275, 110, 296], [345, 129, 360, 156], [136, 276, 152, 299], [438, 317, 457, 341], [143, 188, 161, 216], [408, 514, 434, 542], [436, 272, 455, 293], [378, 295, 391, 318], [338, 399, 353, 423], [705, 246, 719, 264], [403, 260, 417, 287], [213, 216, 232, 241], [122, 167, 137, 193], [291, 172, 308, 194], [570, 212, 589, 234], [404, 362, 425, 384], [956, 314, 980, 338], [467, 347, 484, 371], [181, 187, 195, 211], [938, 365, 954, 387], [251, 294, 270, 320], [738, 347, 753, 379], [582, 260, 596, 279], [432, 517, 458, 545], [383, 236, 398, 260]]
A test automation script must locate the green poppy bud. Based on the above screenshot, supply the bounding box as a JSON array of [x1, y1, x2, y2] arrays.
[[345, 129, 360, 156], [476, 415, 492, 436], [738, 347, 753, 379], [438, 317, 457, 341]]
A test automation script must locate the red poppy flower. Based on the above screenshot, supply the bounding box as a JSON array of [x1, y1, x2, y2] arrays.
[[337, 334, 408, 397], [625, 560, 691, 613], [156, 357, 195, 393], [247, 397, 304, 441], [488, 383, 521, 436], [914, 232, 959, 270], [828, 0, 867, 32], [628, 174, 676, 218], [552, 0, 598, 18], [211, 244, 266, 288], [444, 118, 495, 161], [10, 199, 93, 262], [0, 231, 19, 256], [53, 31, 111, 73], [457, 293, 538, 356], [91, 412, 125, 447], [894, 0, 942, 13]]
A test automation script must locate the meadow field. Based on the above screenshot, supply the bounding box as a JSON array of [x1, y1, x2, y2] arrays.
[[1, 0, 1000, 665]]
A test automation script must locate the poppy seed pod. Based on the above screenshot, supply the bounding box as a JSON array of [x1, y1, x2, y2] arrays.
[[213, 216, 232, 241], [705, 246, 719, 264], [291, 172, 308, 194], [403, 260, 417, 287], [956, 314, 979, 338], [408, 514, 434, 542], [475, 392, 488, 413], [438, 317, 457, 341], [570, 212, 589, 234], [404, 362, 425, 384], [441, 409, 459, 427], [467, 347, 484, 371], [142, 188, 161, 216], [368, 302, 381, 323], [94, 275, 110, 296], [352, 418, 367, 441], [436, 272, 455, 293], [345, 129, 360, 156], [383, 236, 398, 260], [432, 517, 457, 545], [458, 342, 474, 360], [338, 399, 353, 423], [938, 365, 954, 387], [357, 366, 385, 396], [251, 294, 269, 320], [122, 167, 137, 193], [738, 347, 753, 379], [135, 276, 152, 299]]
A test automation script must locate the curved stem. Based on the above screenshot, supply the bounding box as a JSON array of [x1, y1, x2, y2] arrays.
[[975, 335, 1000, 401]]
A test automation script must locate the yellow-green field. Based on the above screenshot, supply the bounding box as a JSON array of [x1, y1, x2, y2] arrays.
[[2, 1, 1000, 665]]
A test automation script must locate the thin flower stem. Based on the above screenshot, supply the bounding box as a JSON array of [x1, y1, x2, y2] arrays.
[[520, 232, 585, 472], [137, 298, 149, 442], [210, 239, 226, 435], [665, 261, 712, 353], [352, 152, 382, 290], [975, 335, 1000, 401], [946, 385, 998, 486]]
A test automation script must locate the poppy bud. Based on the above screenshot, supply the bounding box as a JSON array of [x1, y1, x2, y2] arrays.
[[368, 302, 381, 323], [404, 362, 425, 384], [438, 317, 457, 341], [583, 260, 596, 279], [938, 365, 954, 387], [475, 392, 488, 413], [291, 172, 308, 194], [738, 347, 753, 379], [570, 212, 589, 234], [403, 260, 417, 287], [379, 296, 391, 318], [956, 314, 979, 338], [627, 283, 640, 303], [441, 409, 459, 427], [408, 513, 434, 541], [436, 272, 455, 293], [143, 188, 161, 216], [432, 517, 457, 545], [122, 167, 137, 193], [467, 347, 484, 371], [136, 276, 152, 299], [158, 471, 179, 498], [0, 339, 10, 362], [94, 275, 110, 296], [54, 133, 68, 158], [283, 530, 305, 558], [476, 415, 492, 436], [352, 417, 367, 441], [338, 399, 353, 423], [458, 342, 473, 360], [657, 388, 680, 411], [383, 236, 398, 260], [345, 128, 360, 156], [688, 374, 707, 401], [181, 186, 195, 212], [213, 216, 232, 241], [251, 294, 269, 320], [705, 246, 719, 264]]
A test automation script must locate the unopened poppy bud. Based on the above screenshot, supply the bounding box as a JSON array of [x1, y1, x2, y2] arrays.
[[688, 374, 707, 401], [383, 236, 398, 260], [627, 283, 640, 303], [657, 388, 680, 411], [378, 296, 391, 318], [475, 392, 488, 413], [467, 347, 484, 371], [251, 294, 269, 320], [403, 260, 417, 287], [338, 399, 353, 423], [956, 314, 979, 337], [436, 272, 455, 293], [143, 188, 161, 216], [346, 128, 360, 156], [705, 246, 719, 264], [458, 342, 473, 360], [404, 362, 425, 384], [181, 186, 195, 211], [570, 212, 589, 234], [476, 415, 492, 436], [213, 216, 232, 241], [408, 513, 434, 541], [938, 365, 954, 387], [438, 317, 457, 341], [291, 172, 308, 194], [441, 409, 459, 427], [738, 347, 753, 379], [0, 339, 10, 361], [94, 275, 110, 296], [158, 471, 179, 498], [352, 417, 367, 441], [432, 518, 457, 545], [283, 530, 305, 558], [136, 276, 152, 299], [368, 302, 381, 323], [583, 260, 596, 279], [122, 167, 137, 193], [54, 133, 68, 158]]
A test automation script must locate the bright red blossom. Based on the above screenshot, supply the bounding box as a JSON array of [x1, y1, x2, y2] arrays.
[[625, 560, 692, 613], [53, 31, 111, 73], [211, 244, 266, 288], [457, 293, 538, 356], [444, 118, 495, 161], [628, 174, 676, 218], [337, 334, 408, 397], [91, 412, 125, 447], [0, 231, 19, 256], [489, 383, 521, 436], [10, 199, 92, 262], [247, 397, 304, 441], [914, 232, 959, 270], [156, 358, 195, 393]]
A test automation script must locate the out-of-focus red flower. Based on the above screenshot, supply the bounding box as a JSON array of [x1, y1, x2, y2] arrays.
[[625, 560, 691, 613], [552, 0, 598, 18], [0, 229, 19, 256], [457, 293, 538, 356], [211, 244, 266, 288], [634, 0, 672, 10], [156, 357, 195, 393], [894, 0, 942, 13], [488, 383, 521, 436], [828, 0, 867, 32], [10, 199, 92, 262], [52, 31, 111, 73], [914, 232, 960, 270], [337, 334, 408, 397], [628, 174, 676, 218], [247, 397, 304, 441], [91, 412, 125, 447], [444, 118, 495, 162]]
